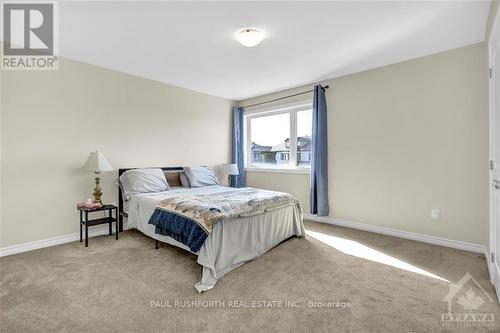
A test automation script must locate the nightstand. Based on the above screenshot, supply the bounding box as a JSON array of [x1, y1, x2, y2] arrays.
[[78, 204, 118, 247]]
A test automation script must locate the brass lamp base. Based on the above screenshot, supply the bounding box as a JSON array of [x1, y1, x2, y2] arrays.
[[92, 173, 103, 204]]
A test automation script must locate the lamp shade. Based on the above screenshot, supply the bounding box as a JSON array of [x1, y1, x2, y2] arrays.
[[82, 151, 113, 172], [223, 163, 239, 176]]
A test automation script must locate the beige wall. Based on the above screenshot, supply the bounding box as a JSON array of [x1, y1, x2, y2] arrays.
[[0, 42, 490, 248], [0, 58, 232, 248], [241, 43, 489, 246]]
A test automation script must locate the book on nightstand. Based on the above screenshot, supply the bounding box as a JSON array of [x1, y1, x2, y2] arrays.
[[77, 200, 102, 210]]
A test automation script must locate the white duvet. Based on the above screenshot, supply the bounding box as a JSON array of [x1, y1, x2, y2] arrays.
[[125, 185, 304, 292]]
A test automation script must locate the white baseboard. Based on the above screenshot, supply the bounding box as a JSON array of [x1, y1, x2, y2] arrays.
[[0, 225, 126, 257], [492, 262, 500, 303], [0, 215, 488, 261], [486, 248, 494, 284], [304, 213, 486, 254], [492, 265, 500, 303]]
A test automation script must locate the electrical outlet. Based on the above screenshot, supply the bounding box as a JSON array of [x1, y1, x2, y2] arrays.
[[431, 209, 440, 220]]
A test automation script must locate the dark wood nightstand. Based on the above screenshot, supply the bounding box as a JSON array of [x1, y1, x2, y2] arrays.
[[78, 204, 118, 247]]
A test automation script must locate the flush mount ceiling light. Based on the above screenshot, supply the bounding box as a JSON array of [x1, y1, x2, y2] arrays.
[[235, 28, 264, 47]]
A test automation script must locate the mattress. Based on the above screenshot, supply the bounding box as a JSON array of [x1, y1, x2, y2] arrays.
[[125, 186, 304, 292], [123, 186, 183, 214]]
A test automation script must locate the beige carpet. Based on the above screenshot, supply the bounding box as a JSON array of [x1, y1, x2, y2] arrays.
[[1, 220, 499, 332]]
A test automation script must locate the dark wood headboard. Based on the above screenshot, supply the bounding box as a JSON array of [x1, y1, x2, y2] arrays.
[[117, 167, 184, 231]]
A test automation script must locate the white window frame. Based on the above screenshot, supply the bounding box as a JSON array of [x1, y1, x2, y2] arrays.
[[244, 101, 312, 174]]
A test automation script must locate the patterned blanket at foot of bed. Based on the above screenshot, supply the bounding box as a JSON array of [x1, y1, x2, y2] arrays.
[[148, 187, 302, 252]]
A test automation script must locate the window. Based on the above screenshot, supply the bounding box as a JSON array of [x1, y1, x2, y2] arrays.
[[296, 109, 312, 167], [245, 104, 312, 170]]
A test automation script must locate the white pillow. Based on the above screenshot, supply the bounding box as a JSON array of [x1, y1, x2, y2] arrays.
[[119, 168, 169, 200], [179, 172, 191, 187], [183, 166, 219, 187]]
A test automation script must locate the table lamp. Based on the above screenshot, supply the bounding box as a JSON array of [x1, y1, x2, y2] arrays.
[[222, 163, 239, 187], [82, 150, 113, 203]]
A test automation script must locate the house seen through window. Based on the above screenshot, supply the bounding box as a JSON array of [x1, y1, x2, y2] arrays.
[[247, 107, 312, 169]]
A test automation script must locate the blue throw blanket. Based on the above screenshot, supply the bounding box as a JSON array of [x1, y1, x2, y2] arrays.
[[148, 208, 213, 253], [148, 187, 301, 252]]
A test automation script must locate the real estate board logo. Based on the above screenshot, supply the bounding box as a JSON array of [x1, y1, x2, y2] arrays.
[[441, 272, 495, 328], [1, 2, 58, 70]]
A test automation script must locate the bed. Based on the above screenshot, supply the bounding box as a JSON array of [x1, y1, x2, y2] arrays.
[[118, 167, 304, 292]]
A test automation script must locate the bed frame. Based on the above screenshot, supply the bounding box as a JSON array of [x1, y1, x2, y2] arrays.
[[117, 167, 184, 232]]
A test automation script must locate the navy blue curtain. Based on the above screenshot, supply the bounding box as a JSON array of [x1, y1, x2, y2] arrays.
[[231, 107, 245, 187], [310, 85, 329, 216]]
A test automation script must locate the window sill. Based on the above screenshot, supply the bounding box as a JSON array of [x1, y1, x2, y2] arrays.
[[245, 167, 311, 174]]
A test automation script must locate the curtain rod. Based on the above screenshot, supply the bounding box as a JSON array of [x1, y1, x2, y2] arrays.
[[241, 84, 330, 109]]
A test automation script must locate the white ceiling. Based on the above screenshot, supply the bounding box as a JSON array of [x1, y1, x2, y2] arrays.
[[57, 1, 491, 100]]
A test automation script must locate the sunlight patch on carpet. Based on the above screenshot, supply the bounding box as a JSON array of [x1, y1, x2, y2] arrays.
[[306, 230, 449, 282]]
